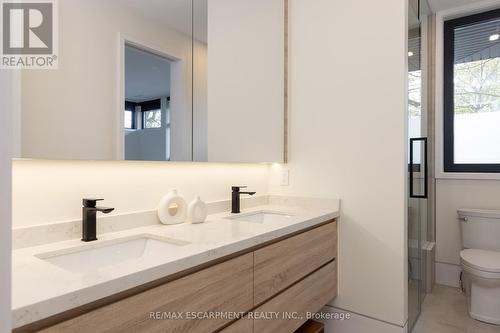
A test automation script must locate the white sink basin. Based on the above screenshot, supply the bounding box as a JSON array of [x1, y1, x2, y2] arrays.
[[225, 211, 293, 224], [35, 234, 190, 273]]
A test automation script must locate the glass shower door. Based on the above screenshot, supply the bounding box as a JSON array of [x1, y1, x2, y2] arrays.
[[407, 0, 429, 330]]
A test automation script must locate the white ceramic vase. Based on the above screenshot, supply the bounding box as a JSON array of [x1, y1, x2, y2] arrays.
[[158, 189, 187, 225], [188, 196, 208, 224]]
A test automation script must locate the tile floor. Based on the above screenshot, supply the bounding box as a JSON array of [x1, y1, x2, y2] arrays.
[[413, 285, 500, 333]]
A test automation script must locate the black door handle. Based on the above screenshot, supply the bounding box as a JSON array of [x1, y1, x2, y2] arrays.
[[410, 137, 428, 199]]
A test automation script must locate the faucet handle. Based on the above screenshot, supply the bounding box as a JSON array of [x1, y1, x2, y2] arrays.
[[82, 198, 104, 208], [232, 186, 248, 192]]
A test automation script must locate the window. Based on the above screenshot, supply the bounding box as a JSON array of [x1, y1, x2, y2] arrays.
[[124, 99, 163, 130], [139, 99, 162, 129], [444, 9, 500, 172], [124, 101, 136, 129], [143, 109, 162, 128], [408, 29, 424, 174], [124, 110, 133, 129]]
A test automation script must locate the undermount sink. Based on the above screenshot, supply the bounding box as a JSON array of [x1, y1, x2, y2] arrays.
[[225, 211, 293, 224], [35, 234, 190, 273]]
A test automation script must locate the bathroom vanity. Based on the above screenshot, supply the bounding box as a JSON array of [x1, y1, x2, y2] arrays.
[[11, 0, 338, 331], [12, 197, 339, 333]]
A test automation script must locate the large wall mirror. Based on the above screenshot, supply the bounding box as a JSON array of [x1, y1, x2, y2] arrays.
[[19, 0, 286, 163]]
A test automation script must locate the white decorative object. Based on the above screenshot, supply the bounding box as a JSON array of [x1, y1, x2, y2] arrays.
[[188, 196, 208, 224], [157, 190, 187, 225]]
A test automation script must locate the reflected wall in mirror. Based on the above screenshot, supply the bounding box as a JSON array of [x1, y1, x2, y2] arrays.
[[120, 35, 193, 162], [19, 0, 286, 163], [124, 46, 171, 161], [195, 0, 285, 162]]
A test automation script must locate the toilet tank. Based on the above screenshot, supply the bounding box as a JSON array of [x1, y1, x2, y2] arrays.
[[459, 209, 500, 251]]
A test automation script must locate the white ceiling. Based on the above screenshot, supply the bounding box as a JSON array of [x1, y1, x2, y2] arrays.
[[427, 0, 483, 12], [118, 0, 208, 43], [125, 46, 171, 102]]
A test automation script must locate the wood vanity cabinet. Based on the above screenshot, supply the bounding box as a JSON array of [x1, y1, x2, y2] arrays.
[[253, 261, 337, 333], [253, 222, 337, 305], [39, 254, 254, 333], [218, 316, 253, 333], [28, 220, 337, 333]]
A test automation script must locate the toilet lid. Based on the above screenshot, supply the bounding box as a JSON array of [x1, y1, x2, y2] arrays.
[[460, 249, 500, 273]]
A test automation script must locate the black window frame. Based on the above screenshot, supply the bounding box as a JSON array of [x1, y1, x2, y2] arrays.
[[444, 8, 500, 173], [124, 99, 164, 130], [140, 99, 162, 129]]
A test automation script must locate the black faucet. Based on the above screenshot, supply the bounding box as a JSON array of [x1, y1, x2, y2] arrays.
[[82, 199, 114, 242], [231, 186, 256, 214]]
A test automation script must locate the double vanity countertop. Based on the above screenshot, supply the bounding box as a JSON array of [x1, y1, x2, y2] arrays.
[[12, 196, 340, 329]]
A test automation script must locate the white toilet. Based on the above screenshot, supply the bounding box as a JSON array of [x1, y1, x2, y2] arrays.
[[459, 208, 500, 325]]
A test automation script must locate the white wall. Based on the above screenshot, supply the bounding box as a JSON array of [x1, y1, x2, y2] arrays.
[[0, 71, 13, 332], [269, 0, 408, 328], [125, 128, 166, 161], [12, 160, 269, 227], [436, 180, 500, 262], [21, 0, 193, 160], [207, 0, 284, 163]]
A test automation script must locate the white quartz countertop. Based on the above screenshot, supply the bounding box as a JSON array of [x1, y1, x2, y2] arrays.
[[12, 198, 340, 328]]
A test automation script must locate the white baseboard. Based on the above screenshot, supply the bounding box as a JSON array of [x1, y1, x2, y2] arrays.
[[319, 306, 407, 333], [435, 262, 461, 288]]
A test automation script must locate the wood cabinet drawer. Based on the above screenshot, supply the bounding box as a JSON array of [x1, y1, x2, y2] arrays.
[[254, 260, 337, 333], [41, 253, 254, 333], [254, 221, 337, 304]]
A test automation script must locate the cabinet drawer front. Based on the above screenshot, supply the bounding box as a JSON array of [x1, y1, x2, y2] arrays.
[[41, 253, 254, 333], [254, 221, 336, 304], [254, 260, 337, 333]]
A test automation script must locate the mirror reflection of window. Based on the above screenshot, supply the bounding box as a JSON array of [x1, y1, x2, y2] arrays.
[[144, 110, 162, 129], [124, 45, 171, 161], [124, 110, 134, 129]]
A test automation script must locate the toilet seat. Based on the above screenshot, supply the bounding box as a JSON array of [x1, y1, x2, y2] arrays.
[[461, 249, 500, 278]]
